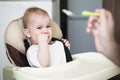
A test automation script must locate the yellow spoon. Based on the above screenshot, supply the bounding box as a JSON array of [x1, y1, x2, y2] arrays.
[[81, 10, 109, 17]]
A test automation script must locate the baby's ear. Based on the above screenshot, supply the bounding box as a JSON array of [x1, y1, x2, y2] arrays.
[[23, 28, 31, 38]]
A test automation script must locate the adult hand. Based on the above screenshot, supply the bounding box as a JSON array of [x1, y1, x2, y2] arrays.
[[87, 9, 120, 67], [87, 9, 115, 53]]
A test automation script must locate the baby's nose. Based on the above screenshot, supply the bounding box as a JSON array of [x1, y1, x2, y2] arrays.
[[43, 28, 48, 34]]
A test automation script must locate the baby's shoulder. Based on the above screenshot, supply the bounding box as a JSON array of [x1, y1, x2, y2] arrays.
[[27, 45, 38, 51]]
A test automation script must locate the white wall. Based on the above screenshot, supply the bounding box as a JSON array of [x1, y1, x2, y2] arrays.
[[52, 0, 60, 25], [0, 1, 52, 80]]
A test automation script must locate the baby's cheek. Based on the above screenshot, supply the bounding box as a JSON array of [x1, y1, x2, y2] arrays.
[[36, 35, 40, 43], [48, 35, 52, 42]]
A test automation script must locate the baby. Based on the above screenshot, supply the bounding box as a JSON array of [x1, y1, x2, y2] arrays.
[[23, 7, 73, 67]]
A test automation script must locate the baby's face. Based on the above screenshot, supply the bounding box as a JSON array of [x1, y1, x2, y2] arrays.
[[25, 14, 52, 44]]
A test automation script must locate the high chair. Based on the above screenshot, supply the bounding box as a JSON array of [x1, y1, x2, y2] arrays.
[[3, 17, 120, 80]]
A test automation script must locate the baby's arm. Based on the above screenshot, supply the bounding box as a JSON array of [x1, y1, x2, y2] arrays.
[[37, 33, 50, 67]]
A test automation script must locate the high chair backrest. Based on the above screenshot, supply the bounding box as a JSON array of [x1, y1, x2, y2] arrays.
[[4, 17, 63, 67]]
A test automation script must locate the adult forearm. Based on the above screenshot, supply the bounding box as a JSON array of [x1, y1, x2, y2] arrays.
[[102, 42, 120, 67]]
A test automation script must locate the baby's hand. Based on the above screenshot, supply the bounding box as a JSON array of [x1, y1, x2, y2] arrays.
[[61, 38, 71, 50], [37, 33, 49, 43]]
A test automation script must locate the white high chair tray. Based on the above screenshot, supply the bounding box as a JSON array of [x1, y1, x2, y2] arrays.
[[13, 52, 120, 80]]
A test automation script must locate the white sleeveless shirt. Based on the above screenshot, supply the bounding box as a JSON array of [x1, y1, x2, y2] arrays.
[[26, 41, 66, 67]]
